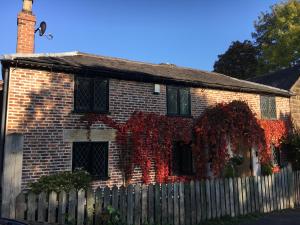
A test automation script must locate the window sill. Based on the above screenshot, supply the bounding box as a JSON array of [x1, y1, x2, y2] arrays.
[[166, 114, 193, 118], [91, 176, 111, 181], [72, 110, 111, 115]]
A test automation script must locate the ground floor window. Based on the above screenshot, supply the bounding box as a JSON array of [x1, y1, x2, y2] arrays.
[[172, 142, 193, 175], [72, 142, 109, 179], [271, 145, 281, 166]]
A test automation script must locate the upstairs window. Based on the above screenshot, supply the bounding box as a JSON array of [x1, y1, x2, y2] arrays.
[[260, 95, 276, 119], [75, 76, 109, 113], [167, 86, 191, 116], [172, 142, 193, 175], [73, 142, 109, 179]]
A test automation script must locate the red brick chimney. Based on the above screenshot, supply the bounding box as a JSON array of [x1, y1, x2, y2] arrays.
[[16, 0, 36, 53]]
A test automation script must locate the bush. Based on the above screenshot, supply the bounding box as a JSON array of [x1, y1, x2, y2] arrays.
[[261, 163, 273, 176], [281, 131, 300, 170], [29, 169, 92, 193]]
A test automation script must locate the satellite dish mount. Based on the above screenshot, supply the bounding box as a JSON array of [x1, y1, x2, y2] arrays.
[[35, 21, 53, 40]]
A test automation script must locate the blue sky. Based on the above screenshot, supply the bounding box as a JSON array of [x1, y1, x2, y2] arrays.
[[1, 0, 280, 71]]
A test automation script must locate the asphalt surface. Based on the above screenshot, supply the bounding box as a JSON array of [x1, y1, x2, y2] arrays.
[[241, 209, 300, 225]]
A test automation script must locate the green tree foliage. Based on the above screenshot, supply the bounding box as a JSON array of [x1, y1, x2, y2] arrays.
[[213, 40, 258, 79], [252, 0, 300, 74]]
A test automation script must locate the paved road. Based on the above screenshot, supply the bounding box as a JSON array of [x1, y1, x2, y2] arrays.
[[241, 209, 300, 225]]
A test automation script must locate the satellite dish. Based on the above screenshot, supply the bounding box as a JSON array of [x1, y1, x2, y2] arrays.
[[35, 21, 47, 36]]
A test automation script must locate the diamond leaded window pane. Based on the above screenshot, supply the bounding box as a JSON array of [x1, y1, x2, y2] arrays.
[[75, 77, 109, 112], [92, 142, 108, 178], [73, 143, 90, 170], [94, 80, 108, 112], [179, 88, 190, 115], [260, 96, 276, 119], [167, 86, 191, 116], [167, 87, 178, 115], [75, 77, 92, 111], [73, 142, 108, 179]]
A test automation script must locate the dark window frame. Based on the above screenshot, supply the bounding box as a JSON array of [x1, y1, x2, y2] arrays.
[[72, 142, 109, 180], [260, 95, 277, 120], [74, 76, 109, 113], [167, 86, 191, 116]]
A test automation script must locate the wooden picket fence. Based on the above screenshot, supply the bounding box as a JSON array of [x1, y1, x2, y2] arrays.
[[15, 167, 298, 225]]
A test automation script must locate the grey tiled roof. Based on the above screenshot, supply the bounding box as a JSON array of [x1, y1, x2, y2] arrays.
[[1, 52, 292, 96]]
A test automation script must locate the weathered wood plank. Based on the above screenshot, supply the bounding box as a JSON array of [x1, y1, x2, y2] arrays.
[[37, 192, 47, 223], [119, 186, 127, 223], [15, 193, 26, 220], [245, 177, 251, 213], [148, 184, 154, 225], [195, 181, 201, 224], [270, 175, 276, 211], [161, 183, 167, 225], [233, 178, 239, 216], [179, 182, 185, 225], [68, 189, 76, 225], [200, 180, 206, 221], [219, 179, 226, 217], [261, 176, 267, 213], [287, 166, 294, 209], [184, 183, 191, 225], [77, 189, 85, 225], [173, 183, 179, 225], [134, 184, 141, 225], [86, 189, 95, 225], [229, 178, 235, 217], [237, 177, 243, 215], [142, 184, 148, 225], [206, 179, 211, 220], [58, 191, 67, 225], [253, 176, 259, 212], [241, 177, 247, 215], [112, 185, 119, 210], [278, 171, 284, 210], [215, 179, 221, 218], [27, 192, 37, 222], [190, 181, 196, 225], [95, 188, 103, 225], [48, 191, 57, 224], [104, 186, 111, 209], [249, 177, 255, 213], [167, 183, 174, 225], [155, 183, 161, 225], [127, 185, 134, 225], [210, 179, 216, 219]]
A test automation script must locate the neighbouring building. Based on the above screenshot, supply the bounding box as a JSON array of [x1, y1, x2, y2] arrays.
[[250, 66, 300, 129], [0, 0, 293, 218]]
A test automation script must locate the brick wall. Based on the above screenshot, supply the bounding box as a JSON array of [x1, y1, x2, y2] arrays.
[[290, 78, 300, 129], [5, 67, 291, 188], [16, 11, 36, 53]]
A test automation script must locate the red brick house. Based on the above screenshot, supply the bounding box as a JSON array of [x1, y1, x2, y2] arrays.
[[0, 0, 293, 215]]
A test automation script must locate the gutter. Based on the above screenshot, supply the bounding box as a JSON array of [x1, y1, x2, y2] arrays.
[[0, 66, 10, 187]]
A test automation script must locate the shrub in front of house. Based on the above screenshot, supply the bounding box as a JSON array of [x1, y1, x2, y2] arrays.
[[28, 169, 91, 193]]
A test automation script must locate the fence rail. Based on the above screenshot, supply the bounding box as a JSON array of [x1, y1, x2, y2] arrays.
[[15, 167, 298, 225]]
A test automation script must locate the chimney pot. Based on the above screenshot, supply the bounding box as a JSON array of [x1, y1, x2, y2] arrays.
[[22, 0, 33, 13]]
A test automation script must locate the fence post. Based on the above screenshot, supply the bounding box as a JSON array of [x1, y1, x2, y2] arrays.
[[287, 165, 294, 208], [1, 133, 24, 219]]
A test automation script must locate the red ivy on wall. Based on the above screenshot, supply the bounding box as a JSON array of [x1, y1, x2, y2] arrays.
[[258, 119, 289, 164], [193, 100, 267, 178], [81, 112, 193, 184], [81, 101, 289, 183]]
